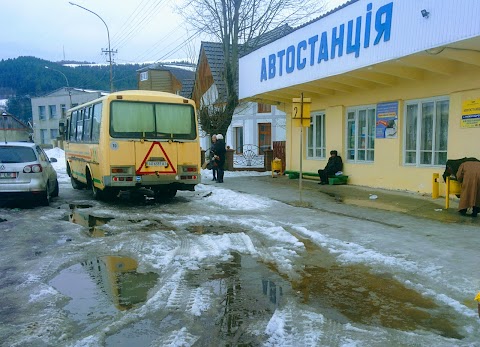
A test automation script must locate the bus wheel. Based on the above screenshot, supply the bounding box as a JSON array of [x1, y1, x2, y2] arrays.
[[71, 176, 85, 190], [102, 188, 118, 201], [154, 189, 177, 201], [87, 170, 102, 200], [91, 182, 104, 200]]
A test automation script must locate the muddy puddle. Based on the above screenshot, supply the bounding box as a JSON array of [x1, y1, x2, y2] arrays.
[[68, 205, 173, 237], [105, 252, 288, 346], [50, 255, 159, 332], [291, 237, 463, 339]]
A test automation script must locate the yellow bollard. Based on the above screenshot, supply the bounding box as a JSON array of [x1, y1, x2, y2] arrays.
[[432, 173, 439, 199], [475, 292, 480, 318], [446, 177, 451, 209], [445, 177, 462, 209]]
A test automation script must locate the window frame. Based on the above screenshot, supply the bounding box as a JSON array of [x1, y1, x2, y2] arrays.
[[307, 112, 326, 159], [345, 104, 376, 163], [257, 103, 272, 114], [49, 105, 57, 119], [39, 106, 46, 120], [403, 96, 449, 167]]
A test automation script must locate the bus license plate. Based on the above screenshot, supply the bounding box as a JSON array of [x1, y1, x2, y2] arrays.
[[0, 172, 16, 178], [147, 161, 167, 167]]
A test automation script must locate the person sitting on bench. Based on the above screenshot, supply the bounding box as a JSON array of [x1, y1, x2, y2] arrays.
[[318, 150, 343, 185]]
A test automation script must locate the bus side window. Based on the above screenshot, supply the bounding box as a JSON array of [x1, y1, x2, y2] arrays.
[[70, 111, 78, 142], [92, 103, 102, 143], [76, 109, 84, 142], [65, 119, 70, 140], [83, 107, 92, 142]]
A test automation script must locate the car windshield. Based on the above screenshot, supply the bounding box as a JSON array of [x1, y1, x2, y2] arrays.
[[0, 146, 37, 163]]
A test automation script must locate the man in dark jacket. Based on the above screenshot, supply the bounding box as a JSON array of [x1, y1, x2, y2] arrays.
[[213, 134, 226, 183], [318, 150, 343, 185]]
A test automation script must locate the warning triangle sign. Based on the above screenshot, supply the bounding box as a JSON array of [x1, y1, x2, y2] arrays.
[[136, 141, 176, 175]]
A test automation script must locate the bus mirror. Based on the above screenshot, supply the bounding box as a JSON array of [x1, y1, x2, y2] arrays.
[[59, 121, 65, 135]]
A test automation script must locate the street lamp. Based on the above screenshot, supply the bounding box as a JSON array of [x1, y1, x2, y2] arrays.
[[69, 2, 114, 92], [45, 66, 72, 108]]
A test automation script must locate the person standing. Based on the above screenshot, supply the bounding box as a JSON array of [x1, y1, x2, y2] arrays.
[[213, 134, 226, 183], [318, 150, 343, 185], [456, 161, 480, 217], [209, 134, 218, 181]]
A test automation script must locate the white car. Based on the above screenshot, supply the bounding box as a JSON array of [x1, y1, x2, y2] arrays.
[[0, 142, 59, 206]]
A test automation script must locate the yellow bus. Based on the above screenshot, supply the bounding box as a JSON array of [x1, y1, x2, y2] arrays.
[[62, 90, 201, 200]]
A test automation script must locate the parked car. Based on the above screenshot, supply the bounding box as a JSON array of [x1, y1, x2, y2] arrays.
[[0, 142, 59, 206]]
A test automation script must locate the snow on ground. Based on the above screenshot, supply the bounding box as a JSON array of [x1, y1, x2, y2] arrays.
[[38, 148, 479, 346]]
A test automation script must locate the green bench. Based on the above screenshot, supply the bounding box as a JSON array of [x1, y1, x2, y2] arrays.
[[328, 175, 349, 185], [284, 170, 348, 185]]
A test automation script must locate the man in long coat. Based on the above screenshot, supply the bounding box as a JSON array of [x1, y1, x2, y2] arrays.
[[456, 161, 480, 217]]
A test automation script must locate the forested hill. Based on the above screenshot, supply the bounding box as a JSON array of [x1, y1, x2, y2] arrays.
[[0, 56, 147, 123], [0, 56, 144, 98]]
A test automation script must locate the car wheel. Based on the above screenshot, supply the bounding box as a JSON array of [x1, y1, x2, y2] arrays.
[[39, 187, 50, 206], [52, 180, 59, 197]]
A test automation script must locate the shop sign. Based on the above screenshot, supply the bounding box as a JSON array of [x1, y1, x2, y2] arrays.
[[259, 2, 393, 83], [461, 99, 480, 128], [375, 101, 398, 138]]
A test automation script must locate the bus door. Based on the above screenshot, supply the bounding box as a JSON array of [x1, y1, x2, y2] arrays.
[[134, 141, 178, 178]]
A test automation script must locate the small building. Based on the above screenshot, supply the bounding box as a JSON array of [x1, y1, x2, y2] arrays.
[[0, 112, 32, 142], [31, 88, 107, 147], [136, 63, 195, 97], [192, 40, 288, 153], [239, 0, 480, 195]]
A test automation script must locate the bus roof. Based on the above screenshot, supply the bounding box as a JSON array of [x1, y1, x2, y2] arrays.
[[67, 90, 196, 113]]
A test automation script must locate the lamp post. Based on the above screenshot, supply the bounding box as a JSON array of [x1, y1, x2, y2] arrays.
[[45, 66, 72, 108], [69, 2, 114, 92]]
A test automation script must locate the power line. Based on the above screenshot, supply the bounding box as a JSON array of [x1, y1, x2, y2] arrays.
[[113, 0, 167, 50], [110, 0, 152, 42]]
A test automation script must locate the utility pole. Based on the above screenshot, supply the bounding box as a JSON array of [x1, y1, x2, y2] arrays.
[[69, 2, 115, 92]]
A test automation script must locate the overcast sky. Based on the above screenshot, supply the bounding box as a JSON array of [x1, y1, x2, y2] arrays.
[[1, 0, 348, 65]]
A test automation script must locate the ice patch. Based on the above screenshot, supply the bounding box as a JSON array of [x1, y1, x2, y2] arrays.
[[197, 184, 272, 211], [188, 287, 212, 316], [29, 284, 58, 302]]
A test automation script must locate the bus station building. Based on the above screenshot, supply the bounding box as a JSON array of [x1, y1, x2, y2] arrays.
[[239, 0, 480, 196]]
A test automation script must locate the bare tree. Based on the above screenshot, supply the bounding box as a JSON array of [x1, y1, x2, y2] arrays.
[[177, 0, 327, 138]]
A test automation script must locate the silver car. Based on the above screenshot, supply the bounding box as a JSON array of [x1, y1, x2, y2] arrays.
[[0, 142, 59, 206]]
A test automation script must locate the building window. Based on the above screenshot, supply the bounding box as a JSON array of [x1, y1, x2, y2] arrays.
[[404, 97, 449, 166], [50, 129, 58, 140], [140, 71, 148, 81], [346, 105, 376, 162], [40, 129, 47, 144], [257, 103, 271, 113], [307, 112, 326, 158], [61, 104, 67, 117], [49, 105, 57, 118], [39, 106, 46, 120], [234, 127, 244, 153]]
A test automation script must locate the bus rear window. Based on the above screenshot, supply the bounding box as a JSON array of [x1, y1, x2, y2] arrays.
[[110, 101, 196, 140]]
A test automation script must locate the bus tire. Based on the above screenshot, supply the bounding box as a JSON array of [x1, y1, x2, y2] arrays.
[[102, 188, 118, 201], [154, 188, 177, 201], [71, 176, 85, 190], [91, 183, 103, 200]]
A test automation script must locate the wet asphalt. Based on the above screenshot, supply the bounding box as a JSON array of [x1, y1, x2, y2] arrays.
[[212, 174, 479, 226]]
